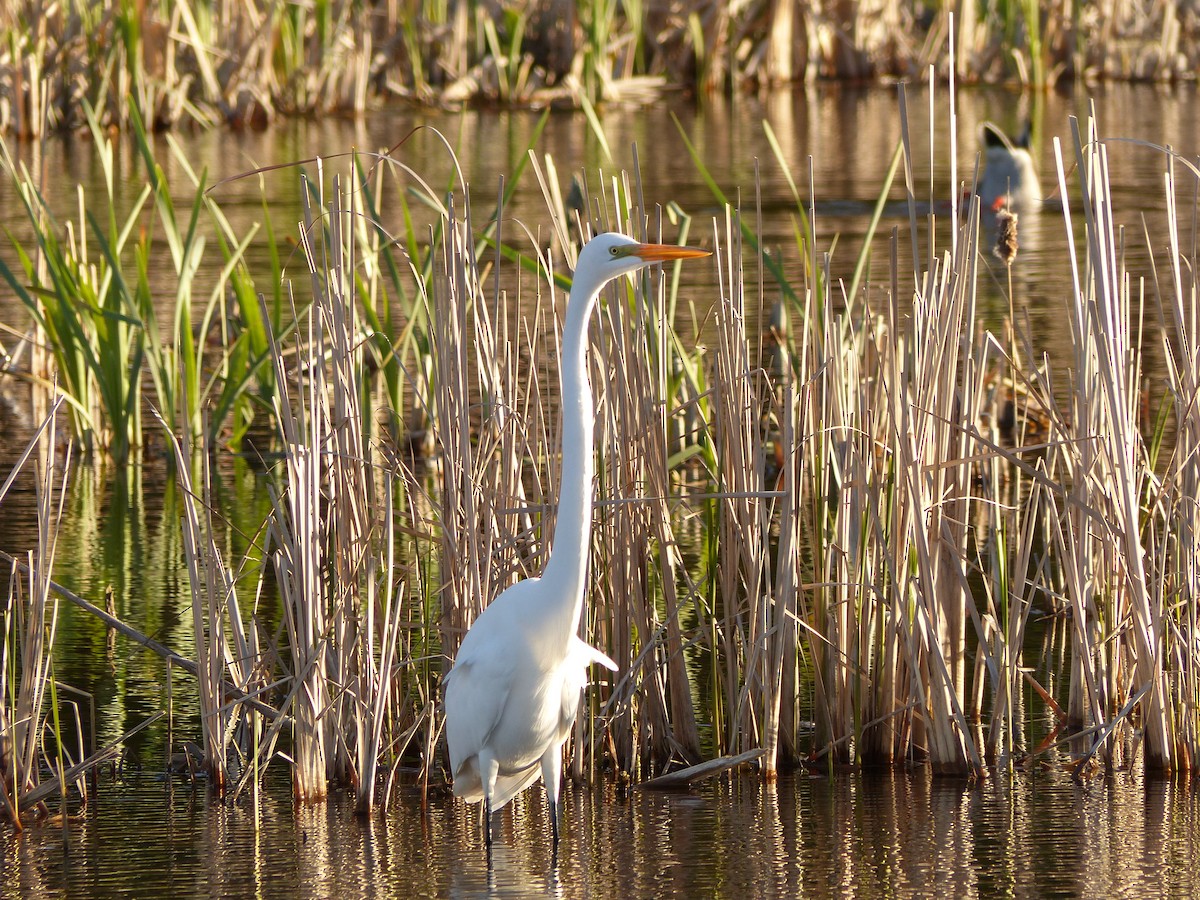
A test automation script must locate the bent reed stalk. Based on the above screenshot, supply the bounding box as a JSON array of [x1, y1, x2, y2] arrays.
[[10, 84, 1200, 820]]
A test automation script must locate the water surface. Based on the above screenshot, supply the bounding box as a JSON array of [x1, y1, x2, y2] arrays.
[[6, 766, 1199, 898]]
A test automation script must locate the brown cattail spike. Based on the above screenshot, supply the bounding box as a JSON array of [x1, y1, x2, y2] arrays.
[[993, 209, 1019, 266]]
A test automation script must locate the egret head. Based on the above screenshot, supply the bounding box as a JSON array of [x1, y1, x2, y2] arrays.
[[575, 232, 711, 284]]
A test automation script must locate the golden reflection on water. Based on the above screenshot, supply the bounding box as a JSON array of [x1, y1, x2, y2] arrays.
[[6, 766, 1200, 898]]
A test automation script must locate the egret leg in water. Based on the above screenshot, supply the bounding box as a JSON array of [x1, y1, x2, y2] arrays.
[[443, 233, 711, 856]]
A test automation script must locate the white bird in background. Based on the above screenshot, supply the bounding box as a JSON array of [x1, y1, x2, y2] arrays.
[[979, 121, 1044, 214], [443, 232, 711, 854]]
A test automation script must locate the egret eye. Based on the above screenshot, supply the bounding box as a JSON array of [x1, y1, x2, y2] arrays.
[[609, 246, 619, 256]]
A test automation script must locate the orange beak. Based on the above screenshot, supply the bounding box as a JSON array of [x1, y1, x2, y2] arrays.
[[631, 243, 711, 262]]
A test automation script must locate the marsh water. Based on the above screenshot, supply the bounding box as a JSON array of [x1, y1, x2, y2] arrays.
[[4, 84, 1200, 897], [8, 765, 1200, 898]]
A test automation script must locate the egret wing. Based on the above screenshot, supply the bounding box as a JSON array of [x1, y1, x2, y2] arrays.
[[444, 650, 515, 794]]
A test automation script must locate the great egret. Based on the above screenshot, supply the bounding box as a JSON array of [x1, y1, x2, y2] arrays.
[[979, 121, 1043, 213], [443, 232, 711, 853]]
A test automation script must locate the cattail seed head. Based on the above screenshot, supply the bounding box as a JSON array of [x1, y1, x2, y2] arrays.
[[993, 209, 1019, 266]]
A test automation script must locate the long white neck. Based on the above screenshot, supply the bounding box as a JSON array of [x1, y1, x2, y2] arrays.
[[541, 280, 599, 639]]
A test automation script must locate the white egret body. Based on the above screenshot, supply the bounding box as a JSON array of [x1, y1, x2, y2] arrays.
[[443, 232, 710, 852]]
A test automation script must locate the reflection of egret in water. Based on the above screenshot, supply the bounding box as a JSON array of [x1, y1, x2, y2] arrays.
[[489, 843, 563, 899], [979, 121, 1045, 214], [443, 793, 564, 898], [443, 233, 711, 856]]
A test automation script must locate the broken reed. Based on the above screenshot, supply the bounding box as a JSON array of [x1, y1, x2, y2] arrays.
[[1, 0, 1195, 137]]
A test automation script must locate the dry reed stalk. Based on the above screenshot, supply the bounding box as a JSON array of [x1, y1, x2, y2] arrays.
[[266, 285, 333, 799], [883, 294, 975, 776], [432, 197, 553, 662], [996, 474, 1039, 762], [972, 146, 1036, 763], [1154, 151, 1200, 767], [593, 195, 702, 772], [219, 160, 411, 803], [0, 398, 70, 825], [876, 82, 985, 775], [762, 375, 801, 776], [432, 212, 483, 658], [166, 424, 247, 792], [262, 166, 350, 800], [857, 319, 909, 767], [1051, 113, 1172, 770], [317, 177, 383, 801], [592, 271, 672, 772], [775, 140, 903, 768], [637, 204, 706, 769], [801, 290, 903, 766], [743, 165, 805, 777], [707, 206, 777, 759], [968, 377, 1046, 766], [594, 286, 672, 771], [263, 163, 415, 804], [1011, 149, 1110, 740], [352, 476, 403, 812], [641, 407, 706, 769]]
